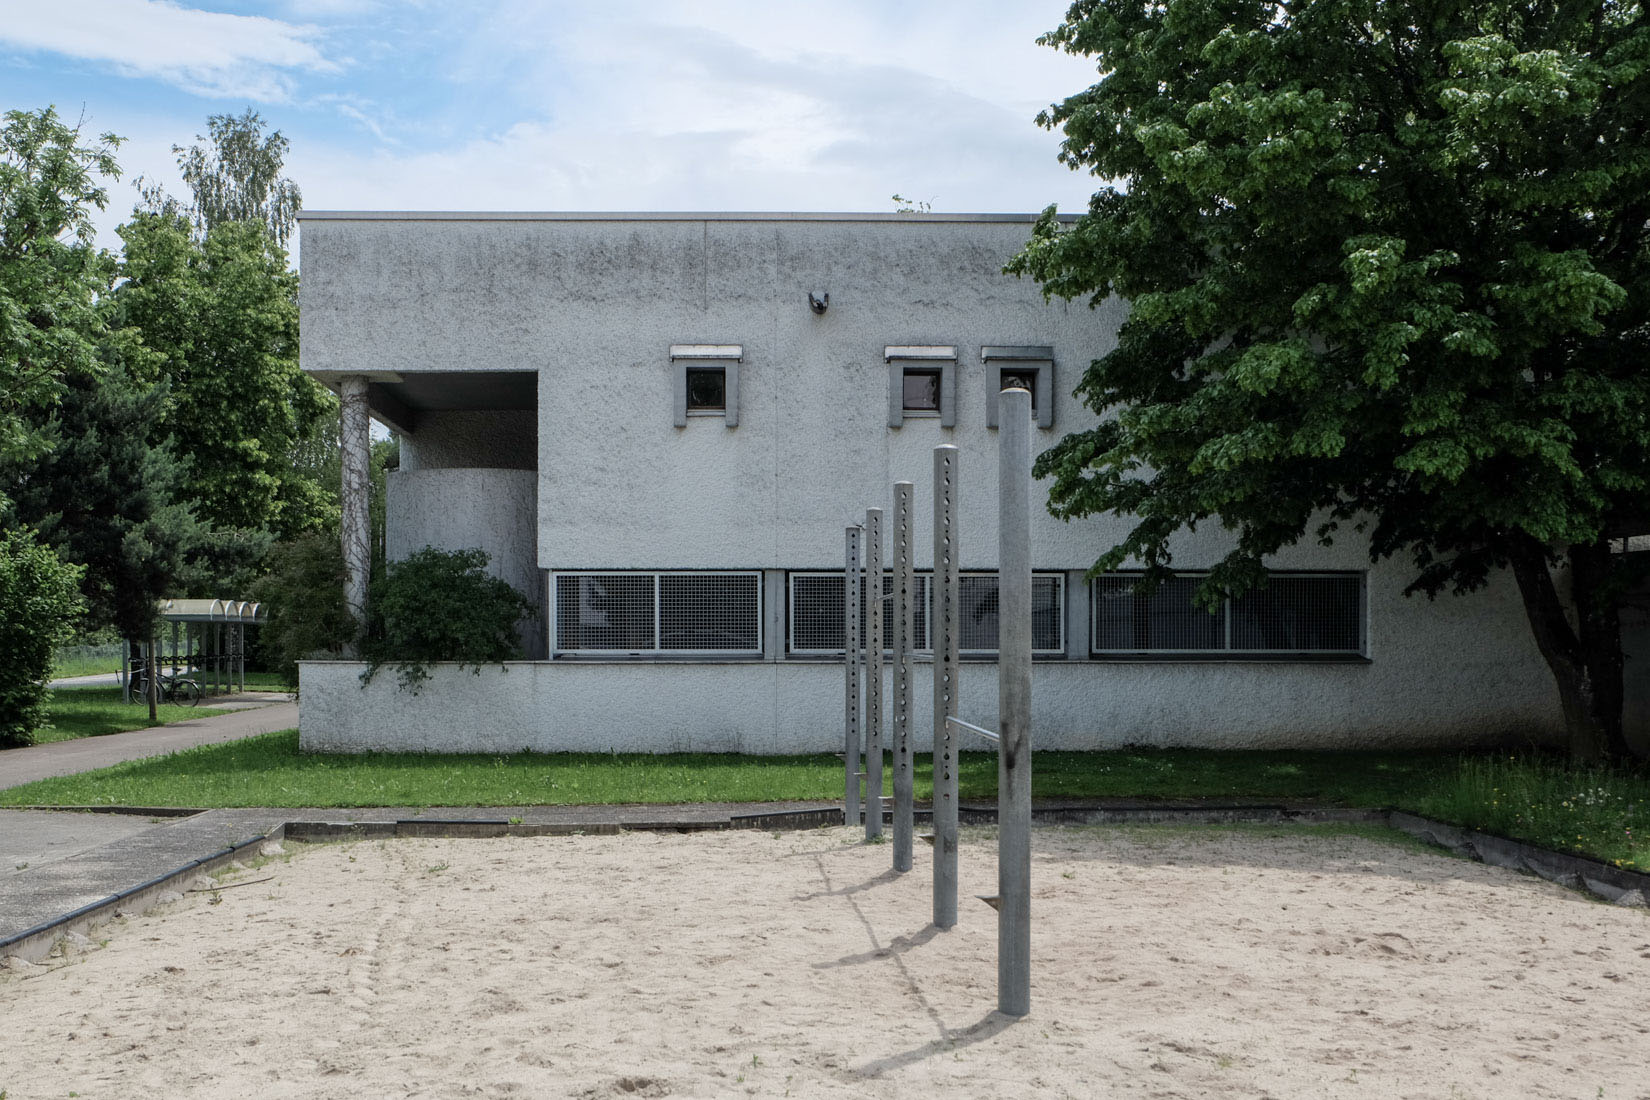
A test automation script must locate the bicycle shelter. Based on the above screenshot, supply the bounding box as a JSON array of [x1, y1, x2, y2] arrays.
[[122, 599, 268, 703]]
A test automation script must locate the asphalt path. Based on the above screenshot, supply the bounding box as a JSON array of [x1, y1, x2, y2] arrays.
[[0, 696, 299, 792]]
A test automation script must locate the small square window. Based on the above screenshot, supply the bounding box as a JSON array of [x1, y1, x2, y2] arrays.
[[685, 367, 726, 412], [999, 370, 1038, 412], [886, 346, 956, 427], [671, 345, 741, 427], [982, 348, 1054, 429], [902, 368, 943, 413]]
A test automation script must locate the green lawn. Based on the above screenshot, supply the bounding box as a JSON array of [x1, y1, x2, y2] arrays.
[[3, 734, 1643, 870], [31, 686, 202, 743], [26, 674, 291, 745]]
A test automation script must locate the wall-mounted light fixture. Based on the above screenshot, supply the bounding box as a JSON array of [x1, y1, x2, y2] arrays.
[[808, 291, 829, 315]]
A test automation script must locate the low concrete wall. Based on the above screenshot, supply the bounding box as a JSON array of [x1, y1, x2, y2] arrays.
[[298, 656, 1561, 755]]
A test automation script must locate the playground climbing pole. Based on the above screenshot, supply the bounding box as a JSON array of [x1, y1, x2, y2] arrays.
[[864, 508, 885, 840], [891, 481, 915, 872], [997, 386, 1033, 1017], [932, 443, 960, 929], [843, 524, 862, 825]]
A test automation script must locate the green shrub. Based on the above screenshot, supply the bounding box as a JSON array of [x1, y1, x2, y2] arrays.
[[251, 533, 356, 689], [364, 546, 536, 691], [0, 530, 85, 747]]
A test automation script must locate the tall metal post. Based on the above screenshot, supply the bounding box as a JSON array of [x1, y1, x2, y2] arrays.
[[843, 525, 863, 826], [891, 481, 915, 871], [932, 444, 960, 929], [997, 386, 1034, 1017], [864, 508, 885, 839]]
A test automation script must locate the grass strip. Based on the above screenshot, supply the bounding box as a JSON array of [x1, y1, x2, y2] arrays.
[[31, 687, 202, 743], [4, 734, 1644, 870], [25, 675, 291, 746]]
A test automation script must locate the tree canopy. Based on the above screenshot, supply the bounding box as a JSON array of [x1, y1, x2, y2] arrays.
[[139, 108, 302, 248], [1009, 0, 1650, 760], [0, 107, 120, 476]]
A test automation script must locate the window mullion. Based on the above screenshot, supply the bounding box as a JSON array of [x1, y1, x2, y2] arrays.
[[653, 574, 662, 654]]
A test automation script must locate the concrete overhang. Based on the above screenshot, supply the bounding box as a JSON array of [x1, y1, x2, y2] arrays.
[[307, 370, 537, 436]]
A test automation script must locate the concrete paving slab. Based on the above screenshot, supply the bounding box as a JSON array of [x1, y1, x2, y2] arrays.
[[0, 809, 160, 875]]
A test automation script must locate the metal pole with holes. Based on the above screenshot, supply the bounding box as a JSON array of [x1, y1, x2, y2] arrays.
[[997, 386, 1034, 1017], [865, 508, 885, 839], [892, 481, 915, 871], [844, 525, 863, 826], [932, 444, 960, 928]]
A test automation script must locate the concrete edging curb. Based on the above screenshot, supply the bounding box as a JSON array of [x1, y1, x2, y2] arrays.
[[0, 829, 283, 964]]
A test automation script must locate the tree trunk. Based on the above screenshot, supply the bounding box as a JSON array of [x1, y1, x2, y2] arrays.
[[1507, 537, 1633, 762], [147, 635, 158, 726]]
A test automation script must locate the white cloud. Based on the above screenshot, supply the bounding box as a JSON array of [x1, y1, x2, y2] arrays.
[[3, 0, 335, 100], [283, 1, 1100, 216]]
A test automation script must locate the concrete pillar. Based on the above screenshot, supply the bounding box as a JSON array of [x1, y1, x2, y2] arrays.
[[865, 507, 884, 840], [844, 525, 862, 825], [997, 386, 1033, 1018], [340, 375, 372, 655], [932, 444, 960, 929], [892, 481, 915, 872]]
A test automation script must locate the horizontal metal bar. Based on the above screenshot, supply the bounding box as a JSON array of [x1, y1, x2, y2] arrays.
[[946, 716, 999, 743]]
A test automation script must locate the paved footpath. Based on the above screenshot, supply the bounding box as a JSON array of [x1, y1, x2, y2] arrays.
[[0, 695, 298, 791]]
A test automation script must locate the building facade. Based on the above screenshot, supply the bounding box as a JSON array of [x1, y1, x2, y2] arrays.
[[297, 212, 1564, 753]]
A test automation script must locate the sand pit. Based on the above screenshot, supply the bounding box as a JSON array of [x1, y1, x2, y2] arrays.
[[2, 824, 1647, 1099]]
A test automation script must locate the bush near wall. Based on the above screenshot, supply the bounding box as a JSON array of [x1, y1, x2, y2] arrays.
[[0, 531, 85, 747], [364, 546, 535, 691], [252, 533, 356, 689]]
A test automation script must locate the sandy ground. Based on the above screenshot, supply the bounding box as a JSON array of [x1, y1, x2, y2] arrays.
[[1, 824, 1647, 1100]]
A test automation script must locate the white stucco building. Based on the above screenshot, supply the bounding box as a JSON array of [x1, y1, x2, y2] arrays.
[[296, 211, 1566, 754]]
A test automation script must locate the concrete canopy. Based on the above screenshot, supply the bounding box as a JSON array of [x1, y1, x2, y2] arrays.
[[308, 371, 537, 435]]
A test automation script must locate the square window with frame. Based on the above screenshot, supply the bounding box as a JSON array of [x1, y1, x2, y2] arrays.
[[685, 366, 726, 413], [902, 367, 943, 414], [998, 369, 1038, 412]]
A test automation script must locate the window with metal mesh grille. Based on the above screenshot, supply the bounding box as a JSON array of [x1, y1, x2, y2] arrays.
[[553, 572, 761, 654], [1092, 572, 1363, 655], [788, 572, 1062, 655]]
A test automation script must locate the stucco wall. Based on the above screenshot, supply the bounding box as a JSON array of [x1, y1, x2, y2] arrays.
[[385, 467, 543, 658], [399, 410, 535, 471], [300, 213, 1570, 750], [299, 638, 1559, 754]]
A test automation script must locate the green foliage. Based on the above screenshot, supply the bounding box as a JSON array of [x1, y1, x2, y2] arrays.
[[3, 362, 207, 645], [0, 106, 121, 477], [113, 211, 330, 544], [1410, 751, 1650, 869], [251, 533, 354, 689], [0, 529, 84, 747], [138, 108, 302, 248], [1010, 1, 1650, 759], [364, 547, 536, 691]]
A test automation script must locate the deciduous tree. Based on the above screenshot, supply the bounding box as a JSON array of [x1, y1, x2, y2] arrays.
[[1010, 0, 1650, 760], [0, 106, 120, 480]]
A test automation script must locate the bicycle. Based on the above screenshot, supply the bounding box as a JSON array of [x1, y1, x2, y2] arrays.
[[128, 664, 202, 707]]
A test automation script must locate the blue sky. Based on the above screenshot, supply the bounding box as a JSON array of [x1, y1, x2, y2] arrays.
[[3, 0, 1106, 249]]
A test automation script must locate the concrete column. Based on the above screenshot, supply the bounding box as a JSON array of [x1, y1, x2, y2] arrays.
[[843, 525, 862, 825], [340, 375, 372, 655], [892, 481, 915, 872], [864, 507, 884, 840], [997, 386, 1033, 1018], [932, 444, 960, 929]]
